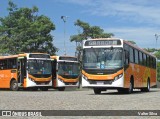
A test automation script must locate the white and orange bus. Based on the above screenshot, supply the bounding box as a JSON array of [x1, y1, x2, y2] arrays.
[[0, 53, 52, 91], [82, 38, 157, 94], [51, 56, 80, 91]]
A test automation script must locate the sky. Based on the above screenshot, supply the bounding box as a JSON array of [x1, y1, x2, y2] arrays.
[[1, 0, 160, 56]]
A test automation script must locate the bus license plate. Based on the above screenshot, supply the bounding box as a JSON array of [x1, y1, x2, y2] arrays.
[[97, 81, 104, 85], [40, 83, 45, 85]]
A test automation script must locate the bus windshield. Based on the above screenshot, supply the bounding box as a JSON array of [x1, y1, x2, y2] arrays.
[[58, 62, 79, 78], [83, 48, 123, 69], [28, 59, 51, 74]]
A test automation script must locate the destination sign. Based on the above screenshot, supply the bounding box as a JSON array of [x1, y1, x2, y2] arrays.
[[84, 40, 121, 46], [59, 57, 78, 61], [29, 54, 50, 58]]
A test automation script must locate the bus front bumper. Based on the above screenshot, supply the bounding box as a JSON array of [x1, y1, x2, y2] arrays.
[[82, 75, 124, 88]]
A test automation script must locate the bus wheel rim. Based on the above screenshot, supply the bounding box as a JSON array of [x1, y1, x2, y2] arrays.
[[147, 82, 150, 90], [13, 83, 18, 89]]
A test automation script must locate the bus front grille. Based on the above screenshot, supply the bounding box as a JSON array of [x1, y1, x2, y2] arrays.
[[88, 80, 113, 85]]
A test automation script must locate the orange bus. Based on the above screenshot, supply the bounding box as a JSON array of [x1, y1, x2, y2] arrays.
[[82, 38, 157, 94], [51, 56, 80, 91], [0, 53, 52, 91]]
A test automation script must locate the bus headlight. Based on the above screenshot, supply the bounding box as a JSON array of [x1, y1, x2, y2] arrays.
[[114, 74, 123, 81], [58, 78, 64, 83], [29, 77, 35, 82], [82, 75, 88, 81]]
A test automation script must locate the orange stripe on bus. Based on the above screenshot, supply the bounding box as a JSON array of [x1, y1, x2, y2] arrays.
[[82, 69, 123, 80], [58, 75, 79, 82], [23, 78, 27, 87], [28, 74, 52, 82]]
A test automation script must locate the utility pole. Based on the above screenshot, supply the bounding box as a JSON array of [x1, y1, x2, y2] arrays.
[[155, 34, 160, 50], [61, 16, 68, 55]]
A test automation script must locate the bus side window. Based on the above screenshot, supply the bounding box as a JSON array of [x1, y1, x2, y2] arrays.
[[129, 47, 134, 63], [13, 59, 17, 68], [0, 60, 7, 69], [153, 58, 156, 69], [150, 57, 153, 68], [8, 58, 17, 69], [139, 52, 143, 65], [124, 44, 129, 66], [146, 55, 149, 67], [135, 50, 139, 64], [124, 50, 129, 65], [143, 54, 147, 66]]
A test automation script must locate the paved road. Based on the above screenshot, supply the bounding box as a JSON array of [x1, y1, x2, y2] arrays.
[[0, 88, 160, 119]]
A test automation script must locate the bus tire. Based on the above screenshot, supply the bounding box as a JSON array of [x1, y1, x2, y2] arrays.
[[31, 87, 38, 91], [40, 87, 48, 91], [117, 88, 125, 93], [141, 79, 150, 92], [58, 87, 65, 91], [93, 88, 101, 94], [10, 80, 18, 91], [125, 79, 133, 94]]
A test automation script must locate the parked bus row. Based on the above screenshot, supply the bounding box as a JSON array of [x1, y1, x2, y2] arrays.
[[0, 53, 80, 91], [0, 38, 157, 94]]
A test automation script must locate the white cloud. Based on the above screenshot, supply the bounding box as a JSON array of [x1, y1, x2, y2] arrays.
[[58, 0, 160, 25], [56, 0, 96, 6], [89, 0, 160, 25], [54, 0, 160, 50], [105, 27, 160, 48]]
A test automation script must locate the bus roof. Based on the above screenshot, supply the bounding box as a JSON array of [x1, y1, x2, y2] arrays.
[[124, 40, 156, 58], [50, 56, 58, 59], [51, 55, 78, 61], [0, 53, 50, 60], [0, 55, 19, 60], [51, 55, 77, 59], [84, 38, 156, 58], [87, 38, 120, 40]]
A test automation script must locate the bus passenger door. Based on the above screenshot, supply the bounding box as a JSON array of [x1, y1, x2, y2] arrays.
[[51, 59, 57, 87], [18, 58, 26, 85]]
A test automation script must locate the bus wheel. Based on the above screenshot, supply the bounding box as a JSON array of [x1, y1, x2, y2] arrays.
[[125, 80, 133, 94], [40, 87, 48, 91], [93, 88, 101, 94], [141, 79, 150, 92], [117, 89, 125, 94], [58, 87, 65, 91], [10, 80, 18, 91], [31, 87, 38, 91]]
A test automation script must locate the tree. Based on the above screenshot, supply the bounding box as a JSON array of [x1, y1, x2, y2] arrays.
[[143, 48, 157, 53], [0, 1, 57, 55], [154, 51, 160, 59], [127, 40, 136, 45], [70, 19, 113, 42], [70, 19, 114, 59], [157, 62, 160, 81]]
